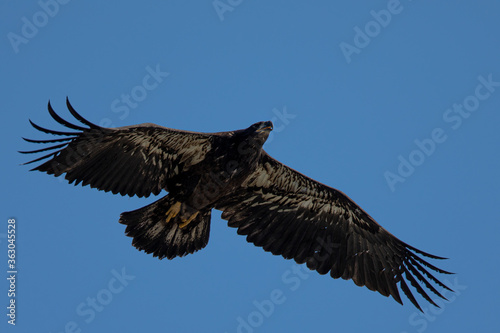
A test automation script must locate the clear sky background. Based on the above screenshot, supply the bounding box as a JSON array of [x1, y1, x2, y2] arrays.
[[1, 1, 499, 332]]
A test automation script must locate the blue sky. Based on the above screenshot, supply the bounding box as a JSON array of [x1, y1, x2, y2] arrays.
[[1, 1, 499, 332]]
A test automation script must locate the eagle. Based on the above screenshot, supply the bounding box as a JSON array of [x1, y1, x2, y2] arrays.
[[21, 99, 453, 311]]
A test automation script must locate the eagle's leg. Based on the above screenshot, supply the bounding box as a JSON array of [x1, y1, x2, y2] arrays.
[[164, 201, 182, 224], [179, 211, 200, 229]]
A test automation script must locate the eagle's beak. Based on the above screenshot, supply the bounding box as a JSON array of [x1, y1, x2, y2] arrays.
[[257, 126, 273, 132], [257, 121, 274, 132]]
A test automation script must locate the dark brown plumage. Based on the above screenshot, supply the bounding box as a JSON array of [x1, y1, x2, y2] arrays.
[[20, 99, 453, 311]]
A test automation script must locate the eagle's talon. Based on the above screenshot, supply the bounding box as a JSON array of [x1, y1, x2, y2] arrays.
[[179, 211, 199, 229], [165, 201, 182, 224]]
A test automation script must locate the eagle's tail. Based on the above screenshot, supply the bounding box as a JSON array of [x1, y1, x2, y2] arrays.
[[119, 195, 211, 259]]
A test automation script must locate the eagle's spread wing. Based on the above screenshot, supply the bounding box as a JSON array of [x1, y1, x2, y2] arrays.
[[20, 99, 212, 198], [216, 152, 452, 311]]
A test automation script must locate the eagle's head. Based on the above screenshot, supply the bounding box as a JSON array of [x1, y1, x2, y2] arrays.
[[251, 120, 273, 143], [237, 121, 274, 154]]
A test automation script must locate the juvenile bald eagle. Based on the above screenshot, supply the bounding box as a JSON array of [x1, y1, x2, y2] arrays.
[[21, 99, 453, 311]]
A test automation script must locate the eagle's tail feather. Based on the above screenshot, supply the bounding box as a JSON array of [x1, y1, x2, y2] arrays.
[[119, 195, 211, 259]]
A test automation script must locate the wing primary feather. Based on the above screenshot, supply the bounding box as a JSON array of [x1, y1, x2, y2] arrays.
[[19, 143, 68, 154], [399, 276, 422, 311], [404, 259, 448, 301], [407, 251, 454, 275], [403, 265, 439, 308], [22, 136, 76, 144], [29, 119, 77, 136], [66, 97, 101, 129], [407, 256, 454, 292], [404, 242, 449, 260], [47, 101, 87, 131], [22, 151, 59, 166]]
